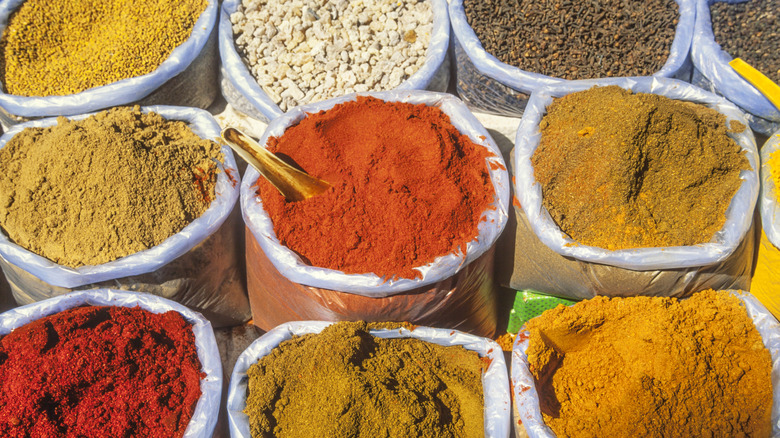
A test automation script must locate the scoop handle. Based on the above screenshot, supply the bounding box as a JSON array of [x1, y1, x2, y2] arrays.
[[729, 58, 780, 111]]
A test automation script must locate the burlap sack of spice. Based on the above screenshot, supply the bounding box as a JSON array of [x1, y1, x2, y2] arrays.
[[505, 78, 759, 299], [0, 289, 223, 438], [447, 0, 695, 117], [0, 107, 251, 328], [512, 290, 780, 438], [226, 321, 511, 438], [691, 0, 780, 135], [218, 0, 452, 122], [0, 0, 218, 123], [241, 91, 510, 338]]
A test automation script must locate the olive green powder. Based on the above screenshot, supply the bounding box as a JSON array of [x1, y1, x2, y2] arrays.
[[0, 106, 223, 267], [244, 321, 486, 438], [532, 86, 751, 250], [0, 0, 207, 96]]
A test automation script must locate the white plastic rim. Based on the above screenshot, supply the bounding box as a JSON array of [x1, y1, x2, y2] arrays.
[[511, 290, 780, 438], [227, 321, 511, 438], [218, 0, 451, 121], [0, 0, 217, 117], [759, 131, 780, 248], [514, 76, 759, 270], [690, 0, 780, 124], [240, 89, 510, 296], [0, 105, 240, 288], [448, 0, 695, 93], [0, 289, 223, 438]]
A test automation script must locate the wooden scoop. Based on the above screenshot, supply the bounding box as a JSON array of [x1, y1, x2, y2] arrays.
[[221, 127, 331, 201], [729, 57, 780, 111]]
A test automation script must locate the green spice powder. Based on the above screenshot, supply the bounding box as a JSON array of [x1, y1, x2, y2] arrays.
[[0, 106, 223, 268], [244, 321, 486, 438], [0, 0, 207, 97]]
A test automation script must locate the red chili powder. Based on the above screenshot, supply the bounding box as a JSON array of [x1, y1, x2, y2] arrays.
[[257, 96, 495, 279], [0, 306, 203, 438]]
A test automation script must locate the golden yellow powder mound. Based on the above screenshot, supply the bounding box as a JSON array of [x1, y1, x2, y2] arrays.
[[0, 0, 207, 96], [526, 290, 773, 438]]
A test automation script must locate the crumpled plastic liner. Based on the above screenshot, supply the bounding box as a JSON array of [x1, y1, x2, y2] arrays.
[[759, 131, 780, 248], [241, 90, 509, 296], [227, 321, 510, 438], [218, 0, 452, 122], [0, 0, 217, 118], [448, 0, 695, 116], [0, 105, 240, 289], [690, 0, 780, 136], [511, 290, 780, 438], [0, 289, 223, 438], [514, 76, 759, 271]]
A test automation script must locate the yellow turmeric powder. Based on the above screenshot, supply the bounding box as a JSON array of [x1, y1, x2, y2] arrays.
[[526, 290, 773, 438], [0, 0, 207, 96]]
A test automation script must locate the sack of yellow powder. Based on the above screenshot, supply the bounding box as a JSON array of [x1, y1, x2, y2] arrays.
[[241, 91, 510, 337], [0, 106, 250, 327], [0, 0, 218, 122], [507, 79, 759, 299], [226, 320, 511, 437], [752, 130, 780, 320], [511, 290, 780, 438]]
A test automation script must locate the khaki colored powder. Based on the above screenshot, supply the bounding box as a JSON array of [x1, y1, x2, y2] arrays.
[[244, 321, 486, 438], [532, 86, 751, 250], [0, 0, 207, 96], [0, 106, 223, 267], [525, 290, 773, 438]]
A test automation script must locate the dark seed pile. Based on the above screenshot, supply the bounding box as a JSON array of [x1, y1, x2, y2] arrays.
[[710, 0, 779, 83], [463, 0, 679, 80]]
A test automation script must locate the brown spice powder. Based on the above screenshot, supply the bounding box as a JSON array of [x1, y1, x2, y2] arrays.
[[526, 290, 773, 438], [532, 86, 750, 250], [0, 106, 223, 267]]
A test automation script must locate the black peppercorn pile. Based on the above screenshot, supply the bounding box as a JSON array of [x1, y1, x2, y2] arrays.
[[463, 0, 679, 80], [711, 0, 779, 83]]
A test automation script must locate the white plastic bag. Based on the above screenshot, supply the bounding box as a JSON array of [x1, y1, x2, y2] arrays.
[[0, 105, 240, 288], [0, 289, 223, 438], [690, 0, 780, 136], [227, 321, 511, 438], [448, 0, 696, 117], [241, 90, 509, 296], [514, 77, 759, 271], [0, 0, 218, 119], [511, 290, 780, 438], [218, 0, 451, 122], [760, 131, 780, 247]]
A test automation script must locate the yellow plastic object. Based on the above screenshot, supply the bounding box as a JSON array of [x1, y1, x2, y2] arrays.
[[750, 229, 780, 320], [729, 58, 780, 111]]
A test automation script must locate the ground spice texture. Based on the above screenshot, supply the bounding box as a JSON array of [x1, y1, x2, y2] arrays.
[[532, 86, 750, 250], [0, 106, 223, 267], [257, 96, 495, 279], [0, 306, 204, 438], [244, 321, 485, 437], [525, 290, 773, 438]]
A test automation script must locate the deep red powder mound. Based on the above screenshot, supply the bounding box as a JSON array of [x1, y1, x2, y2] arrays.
[[0, 305, 203, 438], [257, 96, 495, 279]]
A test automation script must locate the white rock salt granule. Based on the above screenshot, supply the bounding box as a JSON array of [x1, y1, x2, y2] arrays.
[[230, 0, 433, 111]]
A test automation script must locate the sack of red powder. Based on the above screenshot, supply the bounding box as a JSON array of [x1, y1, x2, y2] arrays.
[[503, 78, 759, 299], [0, 106, 251, 327], [226, 321, 511, 437], [241, 91, 510, 338], [0, 289, 222, 437]]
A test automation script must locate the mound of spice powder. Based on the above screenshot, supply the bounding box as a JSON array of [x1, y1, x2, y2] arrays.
[[524, 290, 773, 438], [0, 0, 207, 96], [256, 96, 495, 279], [0, 106, 223, 267], [0, 305, 204, 437], [532, 86, 750, 250], [244, 321, 485, 437]]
